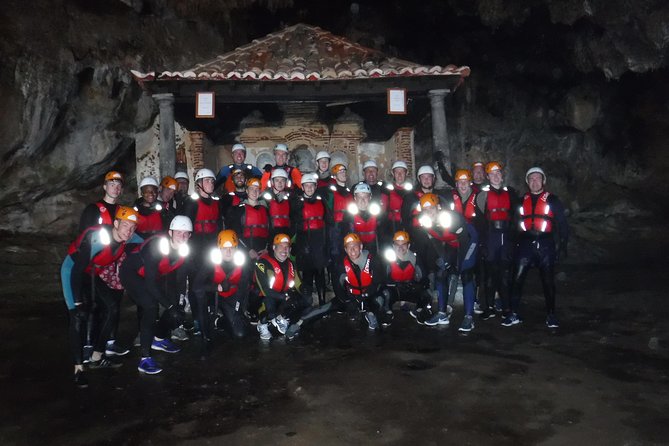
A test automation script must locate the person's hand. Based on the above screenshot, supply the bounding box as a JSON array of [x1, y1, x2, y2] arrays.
[[264, 164, 273, 173]]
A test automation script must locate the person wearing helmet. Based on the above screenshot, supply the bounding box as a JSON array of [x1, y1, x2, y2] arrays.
[[291, 173, 331, 306], [339, 181, 388, 255], [221, 168, 248, 215], [259, 143, 302, 191], [476, 161, 520, 320], [173, 171, 190, 211], [253, 234, 304, 340], [262, 167, 293, 239], [386, 160, 413, 233], [506, 167, 569, 329], [157, 176, 178, 226], [133, 177, 166, 239], [61, 206, 143, 387], [471, 162, 487, 193], [432, 150, 456, 189], [191, 229, 252, 353], [226, 177, 270, 261], [78, 170, 125, 232], [380, 231, 432, 325], [401, 164, 446, 241], [361, 159, 390, 210], [332, 232, 385, 331], [315, 151, 335, 188], [180, 167, 223, 250], [415, 194, 479, 332], [120, 215, 193, 375], [215, 143, 262, 193]]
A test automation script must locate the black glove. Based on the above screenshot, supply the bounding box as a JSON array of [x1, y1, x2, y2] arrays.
[[263, 164, 273, 173]]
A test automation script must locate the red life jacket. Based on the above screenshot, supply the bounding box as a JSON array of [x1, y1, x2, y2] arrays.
[[242, 204, 270, 239], [95, 202, 113, 225], [135, 237, 186, 277], [343, 254, 374, 295], [212, 263, 244, 298], [353, 213, 378, 244], [229, 192, 242, 207], [388, 185, 406, 223], [68, 226, 126, 274], [520, 192, 554, 233], [259, 253, 295, 294], [452, 190, 477, 223], [427, 226, 460, 248], [136, 208, 163, 236], [301, 196, 326, 231], [267, 195, 291, 229], [486, 187, 511, 221], [331, 185, 352, 223], [389, 259, 416, 283], [194, 197, 220, 234], [317, 175, 335, 189]]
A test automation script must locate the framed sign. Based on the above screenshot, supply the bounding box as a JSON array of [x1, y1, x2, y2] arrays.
[[387, 88, 407, 115], [196, 92, 215, 118]]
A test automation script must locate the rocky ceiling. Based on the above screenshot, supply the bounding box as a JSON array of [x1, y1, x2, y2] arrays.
[[0, 0, 667, 242]]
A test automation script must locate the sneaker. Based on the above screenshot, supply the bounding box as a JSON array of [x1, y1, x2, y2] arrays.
[[480, 310, 496, 320], [365, 312, 379, 330], [74, 370, 88, 388], [381, 310, 394, 327], [546, 314, 560, 329], [286, 324, 301, 340], [473, 302, 484, 315], [409, 308, 427, 325], [257, 323, 272, 340], [82, 345, 93, 364], [271, 315, 289, 335], [105, 341, 130, 357], [244, 311, 259, 325], [501, 313, 522, 327], [171, 325, 190, 341], [191, 320, 202, 337], [87, 357, 123, 370], [424, 311, 450, 326], [494, 298, 503, 312], [151, 338, 181, 353], [458, 315, 475, 332], [137, 357, 162, 375]]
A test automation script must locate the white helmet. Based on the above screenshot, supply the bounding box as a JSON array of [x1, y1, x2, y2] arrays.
[[301, 173, 318, 185], [525, 167, 546, 183], [316, 151, 330, 161], [353, 182, 372, 194], [417, 165, 435, 177], [139, 177, 159, 188], [362, 160, 378, 170], [231, 143, 246, 152], [174, 171, 189, 180], [274, 143, 289, 152], [392, 161, 408, 171], [169, 215, 193, 232], [271, 168, 289, 179], [195, 168, 216, 182]]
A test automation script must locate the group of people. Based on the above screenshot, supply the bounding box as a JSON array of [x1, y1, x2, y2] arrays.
[[61, 142, 569, 388]]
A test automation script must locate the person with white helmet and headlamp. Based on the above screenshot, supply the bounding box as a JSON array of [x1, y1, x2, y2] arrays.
[[260, 143, 302, 191], [262, 167, 293, 239], [291, 172, 331, 305], [191, 229, 251, 354], [339, 181, 388, 255], [226, 177, 270, 261], [120, 215, 193, 374], [215, 143, 262, 193], [314, 150, 334, 188], [386, 160, 413, 234], [401, 164, 445, 240], [506, 167, 569, 329], [134, 177, 166, 239], [361, 159, 390, 210]]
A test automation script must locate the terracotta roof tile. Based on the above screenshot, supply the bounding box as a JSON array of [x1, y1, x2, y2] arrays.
[[131, 23, 470, 83]]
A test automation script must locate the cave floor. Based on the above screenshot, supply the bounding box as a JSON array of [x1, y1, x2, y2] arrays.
[[1, 256, 668, 445]]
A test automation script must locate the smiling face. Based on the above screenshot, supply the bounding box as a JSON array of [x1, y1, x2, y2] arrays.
[[344, 239, 362, 261], [247, 185, 260, 202], [221, 246, 234, 262], [113, 219, 137, 242], [199, 177, 215, 195], [317, 158, 330, 172], [418, 173, 434, 190], [233, 172, 246, 189], [456, 179, 471, 196], [393, 240, 409, 256], [354, 192, 371, 211], [103, 179, 123, 202], [273, 242, 290, 262], [232, 150, 246, 164], [169, 229, 191, 247], [335, 168, 347, 184], [272, 177, 287, 192], [364, 167, 378, 185], [176, 178, 189, 194], [488, 169, 503, 188], [527, 172, 545, 194], [160, 187, 176, 202], [472, 165, 486, 184], [303, 182, 316, 196], [393, 167, 407, 185], [274, 150, 288, 166], [141, 185, 157, 205]]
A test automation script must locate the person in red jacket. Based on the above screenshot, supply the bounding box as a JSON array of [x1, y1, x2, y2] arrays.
[[386, 160, 413, 234], [134, 177, 166, 239], [262, 168, 293, 239], [79, 170, 124, 231]]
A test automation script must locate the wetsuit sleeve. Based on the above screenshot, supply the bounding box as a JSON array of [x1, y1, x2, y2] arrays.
[[249, 165, 263, 178], [436, 160, 455, 188], [192, 263, 216, 294], [78, 204, 101, 232], [69, 235, 93, 305], [367, 256, 386, 295], [254, 258, 286, 301], [216, 165, 232, 187], [141, 242, 173, 308]]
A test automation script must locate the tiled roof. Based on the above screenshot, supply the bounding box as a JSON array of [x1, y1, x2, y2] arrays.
[[131, 23, 470, 83]]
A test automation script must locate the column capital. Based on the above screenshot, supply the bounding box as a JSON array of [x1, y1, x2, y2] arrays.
[[428, 89, 450, 99], [152, 93, 175, 106]]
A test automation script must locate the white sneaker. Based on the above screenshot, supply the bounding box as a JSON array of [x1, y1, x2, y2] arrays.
[[271, 315, 289, 335], [257, 323, 272, 340]]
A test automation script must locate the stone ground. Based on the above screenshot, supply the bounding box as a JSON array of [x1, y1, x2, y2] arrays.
[[0, 232, 668, 445]]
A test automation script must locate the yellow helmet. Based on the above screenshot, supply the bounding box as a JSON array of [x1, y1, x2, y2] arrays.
[[273, 233, 291, 245], [115, 206, 139, 223], [343, 232, 361, 246], [454, 169, 472, 181], [393, 230, 410, 243], [419, 193, 439, 209], [217, 229, 239, 248]]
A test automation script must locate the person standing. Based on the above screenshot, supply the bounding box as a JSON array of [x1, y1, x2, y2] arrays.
[[260, 143, 302, 191], [215, 143, 262, 192]]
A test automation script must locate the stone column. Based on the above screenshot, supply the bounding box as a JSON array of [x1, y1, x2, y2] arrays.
[[152, 93, 176, 177], [429, 89, 450, 168]]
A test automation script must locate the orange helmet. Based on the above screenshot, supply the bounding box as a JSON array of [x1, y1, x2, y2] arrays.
[[104, 171, 124, 183], [246, 178, 261, 188], [343, 232, 361, 246], [485, 161, 502, 173], [331, 164, 347, 175], [454, 169, 472, 181], [161, 176, 178, 190], [115, 206, 139, 223], [419, 193, 439, 209], [217, 229, 239, 248], [393, 230, 410, 243], [273, 233, 291, 245]]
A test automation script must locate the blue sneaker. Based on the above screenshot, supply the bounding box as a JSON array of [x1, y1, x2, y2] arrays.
[[138, 357, 162, 375], [424, 311, 450, 326], [546, 314, 560, 328], [151, 337, 181, 353], [458, 315, 475, 332], [501, 313, 522, 327]]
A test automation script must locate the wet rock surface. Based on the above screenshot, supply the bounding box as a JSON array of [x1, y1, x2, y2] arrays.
[[1, 234, 668, 444]]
